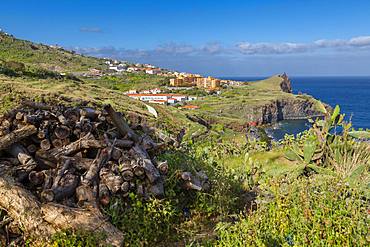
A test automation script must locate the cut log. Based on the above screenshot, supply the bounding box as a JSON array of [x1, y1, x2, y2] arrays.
[[121, 168, 134, 181], [38, 134, 105, 162], [104, 104, 140, 143], [0, 176, 124, 246], [24, 114, 43, 125], [157, 161, 169, 175], [76, 147, 112, 206], [7, 144, 38, 181], [100, 168, 123, 194], [132, 164, 145, 177], [40, 139, 51, 151], [111, 147, 122, 161], [121, 181, 130, 194], [0, 125, 37, 151], [15, 111, 24, 120], [130, 144, 161, 183], [51, 138, 63, 149], [27, 144, 37, 154], [80, 108, 101, 120], [115, 139, 134, 149], [42, 173, 79, 202], [63, 108, 80, 123], [54, 125, 70, 140], [59, 156, 93, 171], [37, 130, 47, 140], [28, 171, 45, 186]]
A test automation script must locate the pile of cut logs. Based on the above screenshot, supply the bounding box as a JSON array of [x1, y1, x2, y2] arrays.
[[0, 102, 171, 245], [0, 101, 169, 206], [0, 101, 210, 246]]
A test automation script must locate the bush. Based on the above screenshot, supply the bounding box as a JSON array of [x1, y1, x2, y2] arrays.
[[215, 178, 369, 246], [103, 194, 178, 246], [49, 230, 106, 247]]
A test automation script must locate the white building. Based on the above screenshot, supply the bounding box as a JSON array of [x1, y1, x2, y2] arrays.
[[127, 93, 188, 104]]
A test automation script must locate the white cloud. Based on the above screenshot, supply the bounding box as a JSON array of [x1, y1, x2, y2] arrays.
[[237, 42, 311, 54], [349, 36, 370, 46], [71, 34, 370, 61], [314, 39, 346, 48]]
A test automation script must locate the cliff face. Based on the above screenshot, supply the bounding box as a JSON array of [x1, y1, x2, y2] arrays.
[[242, 74, 324, 125], [247, 97, 323, 124]]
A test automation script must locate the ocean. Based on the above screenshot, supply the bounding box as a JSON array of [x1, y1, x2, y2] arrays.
[[223, 76, 370, 140]]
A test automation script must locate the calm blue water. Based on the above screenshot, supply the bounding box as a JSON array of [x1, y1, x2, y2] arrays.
[[224, 76, 370, 139]]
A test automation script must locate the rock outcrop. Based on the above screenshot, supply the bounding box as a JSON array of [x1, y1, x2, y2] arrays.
[[279, 73, 292, 93]]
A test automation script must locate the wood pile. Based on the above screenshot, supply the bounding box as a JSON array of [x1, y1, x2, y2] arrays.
[[0, 101, 170, 245]]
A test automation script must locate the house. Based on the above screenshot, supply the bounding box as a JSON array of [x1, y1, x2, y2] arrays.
[[109, 64, 126, 72], [167, 98, 177, 104], [126, 93, 188, 104], [125, 89, 138, 94], [171, 95, 188, 102], [145, 69, 154, 75], [145, 68, 161, 75]]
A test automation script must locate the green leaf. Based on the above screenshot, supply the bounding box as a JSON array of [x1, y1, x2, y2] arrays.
[[303, 138, 317, 164], [330, 105, 340, 123], [285, 149, 302, 161], [306, 164, 336, 176], [348, 130, 370, 139]]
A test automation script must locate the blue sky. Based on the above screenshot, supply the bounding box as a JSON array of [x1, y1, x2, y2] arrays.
[[1, 0, 370, 76]]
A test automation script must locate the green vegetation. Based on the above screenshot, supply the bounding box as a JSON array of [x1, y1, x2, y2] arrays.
[[187, 76, 325, 130], [0, 33, 368, 246], [49, 230, 107, 247], [87, 73, 169, 92], [0, 32, 105, 73]]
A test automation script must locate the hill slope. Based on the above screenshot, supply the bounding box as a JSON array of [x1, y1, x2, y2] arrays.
[[0, 31, 105, 73]]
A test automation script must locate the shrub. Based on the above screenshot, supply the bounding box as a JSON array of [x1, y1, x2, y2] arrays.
[[215, 178, 369, 246], [49, 230, 106, 247], [103, 194, 178, 246]]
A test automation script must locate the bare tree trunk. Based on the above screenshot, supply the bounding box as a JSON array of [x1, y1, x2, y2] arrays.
[[0, 176, 124, 246], [0, 125, 37, 151]]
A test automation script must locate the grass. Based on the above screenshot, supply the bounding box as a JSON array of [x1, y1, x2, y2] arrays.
[[215, 177, 369, 247], [186, 76, 324, 130], [0, 32, 105, 73]]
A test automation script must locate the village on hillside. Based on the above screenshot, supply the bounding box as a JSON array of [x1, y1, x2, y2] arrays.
[[82, 58, 244, 107]]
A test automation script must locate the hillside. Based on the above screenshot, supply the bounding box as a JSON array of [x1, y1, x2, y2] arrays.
[[0, 34, 369, 246], [0, 31, 105, 73], [188, 76, 327, 130]]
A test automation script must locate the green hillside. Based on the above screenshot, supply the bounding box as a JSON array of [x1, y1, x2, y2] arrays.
[[0, 32, 105, 73]]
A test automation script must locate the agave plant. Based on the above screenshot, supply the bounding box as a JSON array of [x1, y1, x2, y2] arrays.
[[285, 105, 370, 178]]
